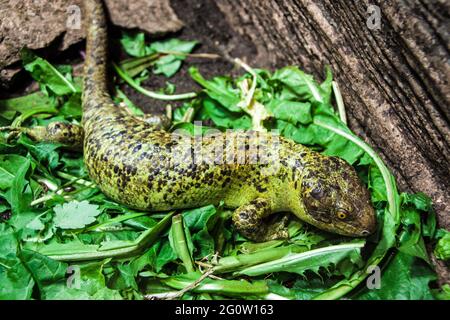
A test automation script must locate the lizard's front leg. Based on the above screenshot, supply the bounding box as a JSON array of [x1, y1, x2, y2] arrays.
[[2, 110, 171, 150], [1, 122, 84, 150], [232, 198, 290, 242]]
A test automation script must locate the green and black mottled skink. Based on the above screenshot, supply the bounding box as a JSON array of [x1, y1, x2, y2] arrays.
[[27, 0, 377, 242]]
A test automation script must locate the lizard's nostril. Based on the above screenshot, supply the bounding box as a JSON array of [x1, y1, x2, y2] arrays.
[[361, 230, 370, 236]]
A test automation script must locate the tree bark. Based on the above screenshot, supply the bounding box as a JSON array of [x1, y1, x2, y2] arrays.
[[171, 0, 450, 228]]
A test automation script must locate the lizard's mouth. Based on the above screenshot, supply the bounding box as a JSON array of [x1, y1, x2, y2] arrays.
[[331, 218, 376, 237], [307, 214, 374, 237]]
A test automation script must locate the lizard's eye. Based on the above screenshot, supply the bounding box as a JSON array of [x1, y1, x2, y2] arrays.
[[336, 209, 348, 220]]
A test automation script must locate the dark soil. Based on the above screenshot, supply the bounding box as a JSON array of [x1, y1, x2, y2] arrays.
[[120, 0, 257, 115]]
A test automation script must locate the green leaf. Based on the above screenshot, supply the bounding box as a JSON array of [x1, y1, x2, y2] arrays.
[[397, 192, 438, 264], [312, 113, 364, 164], [21, 48, 78, 96], [4, 157, 31, 215], [189, 67, 241, 111], [0, 154, 30, 190], [75, 260, 122, 299], [111, 263, 139, 291], [0, 227, 35, 299], [120, 32, 146, 57], [398, 208, 430, 264], [401, 192, 433, 212], [129, 242, 160, 274], [182, 205, 216, 231], [0, 92, 56, 120], [150, 39, 198, 77], [215, 244, 308, 274], [356, 252, 436, 300], [292, 278, 339, 300], [271, 66, 325, 103], [202, 99, 252, 129], [266, 100, 312, 125], [40, 282, 91, 300], [153, 58, 182, 78], [192, 229, 215, 259], [319, 66, 333, 105], [235, 241, 365, 276], [434, 229, 450, 260], [367, 164, 387, 202], [182, 205, 217, 259], [120, 35, 197, 76], [401, 192, 436, 238], [432, 284, 450, 300], [60, 93, 82, 118], [149, 38, 198, 55], [17, 135, 61, 170], [42, 259, 123, 300], [53, 200, 101, 229], [155, 240, 177, 272], [0, 261, 34, 299], [20, 249, 67, 286]]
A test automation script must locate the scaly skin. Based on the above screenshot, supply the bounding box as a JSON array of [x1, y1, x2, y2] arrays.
[[28, 0, 377, 242]]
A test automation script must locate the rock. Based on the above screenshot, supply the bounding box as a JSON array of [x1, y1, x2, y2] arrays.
[[104, 0, 183, 36], [0, 0, 183, 85]]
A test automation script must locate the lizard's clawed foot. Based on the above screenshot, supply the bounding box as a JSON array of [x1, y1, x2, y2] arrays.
[[0, 126, 25, 143], [232, 198, 290, 242]]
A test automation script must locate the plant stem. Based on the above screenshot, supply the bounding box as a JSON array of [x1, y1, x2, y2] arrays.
[[30, 193, 67, 206], [168, 269, 214, 300], [56, 171, 94, 187], [35, 176, 59, 191], [160, 51, 221, 60], [213, 244, 307, 274], [332, 81, 347, 124], [162, 274, 269, 296], [40, 211, 175, 261], [172, 214, 195, 273], [11, 106, 57, 127], [115, 88, 144, 116], [234, 58, 257, 109], [180, 107, 195, 123], [85, 212, 149, 232], [113, 63, 197, 101]]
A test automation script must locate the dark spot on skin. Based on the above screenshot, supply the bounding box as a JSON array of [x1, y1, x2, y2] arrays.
[[132, 144, 142, 153], [256, 185, 268, 193], [254, 201, 264, 209], [311, 187, 324, 200], [221, 177, 231, 188], [239, 212, 249, 219]]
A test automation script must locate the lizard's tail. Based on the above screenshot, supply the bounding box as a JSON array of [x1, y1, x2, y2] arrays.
[[82, 0, 114, 125]]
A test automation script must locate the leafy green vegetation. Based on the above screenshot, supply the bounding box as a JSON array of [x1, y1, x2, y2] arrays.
[[0, 33, 445, 300]]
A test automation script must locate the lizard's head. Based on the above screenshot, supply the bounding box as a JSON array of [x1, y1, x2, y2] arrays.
[[299, 156, 376, 237]]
